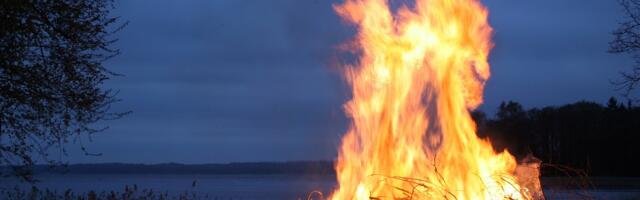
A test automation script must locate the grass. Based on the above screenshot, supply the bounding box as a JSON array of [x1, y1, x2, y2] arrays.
[[0, 185, 210, 200]]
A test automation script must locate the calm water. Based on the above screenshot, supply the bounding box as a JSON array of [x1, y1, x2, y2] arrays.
[[1, 174, 335, 199], [2, 174, 639, 199]]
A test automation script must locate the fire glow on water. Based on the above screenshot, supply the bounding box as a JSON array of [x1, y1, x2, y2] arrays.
[[329, 0, 544, 199]]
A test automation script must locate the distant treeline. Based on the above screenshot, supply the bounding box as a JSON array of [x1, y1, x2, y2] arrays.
[[473, 97, 640, 177], [26, 161, 334, 175]]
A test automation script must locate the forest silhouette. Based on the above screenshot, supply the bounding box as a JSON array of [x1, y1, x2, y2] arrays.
[[474, 97, 640, 176]]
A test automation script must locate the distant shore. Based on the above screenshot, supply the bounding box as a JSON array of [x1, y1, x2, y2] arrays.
[[10, 161, 639, 189], [28, 161, 335, 175]]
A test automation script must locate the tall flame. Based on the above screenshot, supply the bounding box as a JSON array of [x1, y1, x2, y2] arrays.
[[330, 0, 542, 199]]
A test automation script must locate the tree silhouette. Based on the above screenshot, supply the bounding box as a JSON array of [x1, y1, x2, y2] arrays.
[[476, 98, 640, 176], [0, 0, 126, 180], [493, 101, 530, 156], [610, 0, 640, 98]]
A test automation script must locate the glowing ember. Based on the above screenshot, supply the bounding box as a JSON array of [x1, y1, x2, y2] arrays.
[[329, 0, 543, 199]]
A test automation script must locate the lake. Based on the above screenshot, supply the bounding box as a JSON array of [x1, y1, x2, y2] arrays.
[[2, 174, 639, 199]]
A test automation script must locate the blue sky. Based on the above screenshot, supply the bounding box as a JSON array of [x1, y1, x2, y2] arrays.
[[64, 0, 633, 164]]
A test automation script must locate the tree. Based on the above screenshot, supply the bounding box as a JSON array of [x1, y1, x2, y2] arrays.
[[0, 0, 126, 180], [610, 0, 640, 98], [607, 97, 621, 110], [494, 101, 530, 157], [496, 101, 526, 121]]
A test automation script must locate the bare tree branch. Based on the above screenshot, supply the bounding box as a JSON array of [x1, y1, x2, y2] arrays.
[[610, 0, 640, 99], [0, 0, 127, 181]]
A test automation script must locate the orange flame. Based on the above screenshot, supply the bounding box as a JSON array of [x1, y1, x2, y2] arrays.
[[330, 0, 543, 199]]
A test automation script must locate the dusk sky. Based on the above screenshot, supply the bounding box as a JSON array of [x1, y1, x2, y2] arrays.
[[65, 0, 633, 164]]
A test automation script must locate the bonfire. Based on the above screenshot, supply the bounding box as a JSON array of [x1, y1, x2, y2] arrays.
[[329, 0, 544, 199]]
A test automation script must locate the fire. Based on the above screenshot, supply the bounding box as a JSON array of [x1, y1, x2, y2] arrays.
[[329, 0, 543, 199]]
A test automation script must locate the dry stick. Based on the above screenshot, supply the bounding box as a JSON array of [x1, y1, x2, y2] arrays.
[[365, 174, 440, 200], [391, 176, 434, 199], [541, 163, 595, 200], [391, 175, 450, 199], [306, 190, 324, 200], [430, 153, 458, 200], [499, 175, 523, 199], [541, 163, 590, 200]]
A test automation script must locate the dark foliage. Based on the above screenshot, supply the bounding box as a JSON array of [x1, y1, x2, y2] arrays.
[[610, 0, 640, 98], [0, 0, 126, 181], [1, 185, 208, 200], [474, 97, 640, 176]]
